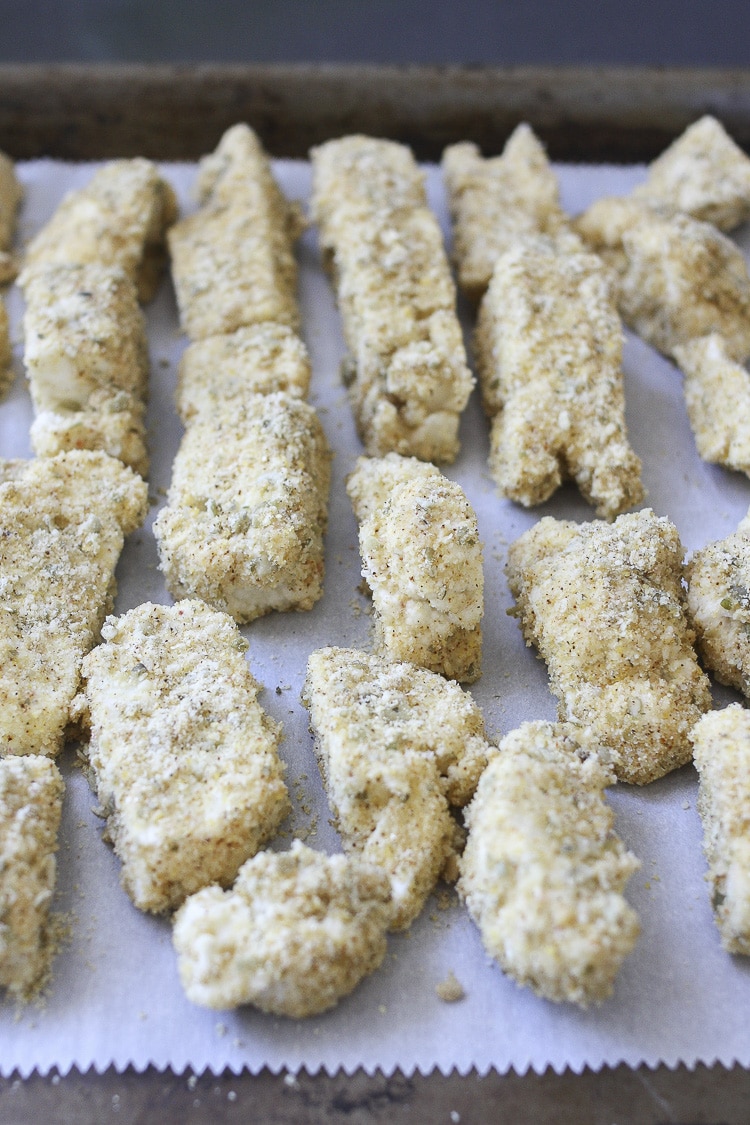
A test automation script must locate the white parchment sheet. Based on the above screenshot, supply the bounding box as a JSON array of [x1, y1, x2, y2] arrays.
[[0, 155, 749, 1078]]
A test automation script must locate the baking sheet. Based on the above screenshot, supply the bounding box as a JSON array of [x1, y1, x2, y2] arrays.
[[1, 155, 749, 1078]]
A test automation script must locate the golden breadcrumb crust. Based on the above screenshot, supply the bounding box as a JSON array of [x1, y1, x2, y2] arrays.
[[0, 756, 64, 1000], [507, 510, 711, 785], [168, 124, 303, 340], [23, 158, 177, 302], [73, 600, 289, 914], [302, 646, 489, 930], [460, 721, 640, 1007], [310, 134, 473, 463], [474, 237, 643, 518], [173, 840, 392, 1016], [0, 150, 21, 284], [691, 705, 750, 955], [0, 452, 147, 758], [347, 453, 483, 682]]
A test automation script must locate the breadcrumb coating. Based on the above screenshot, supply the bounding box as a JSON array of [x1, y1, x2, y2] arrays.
[[575, 197, 750, 361], [73, 600, 289, 914], [347, 453, 483, 682], [168, 124, 303, 340], [442, 124, 574, 300], [473, 238, 643, 518], [459, 721, 640, 1007], [310, 135, 473, 463], [302, 647, 489, 930], [176, 322, 311, 424], [20, 263, 149, 476], [154, 392, 331, 623], [0, 756, 64, 1000], [632, 115, 750, 231], [0, 452, 147, 758], [23, 158, 177, 302], [672, 334, 750, 477], [0, 151, 21, 284], [507, 510, 711, 785], [0, 298, 13, 400], [173, 839, 392, 1016], [691, 705, 750, 955], [687, 507, 750, 696]]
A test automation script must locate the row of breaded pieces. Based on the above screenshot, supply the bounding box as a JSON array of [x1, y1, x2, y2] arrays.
[[19, 263, 150, 477], [690, 705, 750, 956], [168, 123, 304, 341], [0, 756, 64, 1001], [442, 122, 579, 302], [0, 451, 147, 759], [346, 453, 483, 683], [302, 647, 490, 931], [72, 600, 289, 914], [460, 721, 640, 1007], [154, 390, 330, 623], [310, 135, 474, 464], [507, 509, 712, 785], [474, 237, 644, 519]]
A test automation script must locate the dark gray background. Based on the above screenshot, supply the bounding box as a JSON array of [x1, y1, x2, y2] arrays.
[[2, 0, 750, 66]]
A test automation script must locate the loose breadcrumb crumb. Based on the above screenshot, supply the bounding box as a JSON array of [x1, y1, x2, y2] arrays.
[[506, 509, 711, 784], [347, 453, 483, 683], [0, 756, 64, 1000], [442, 124, 575, 300], [173, 840, 392, 1016], [435, 971, 465, 1003], [311, 135, 473, 463], [459, 721, 640, 1007], [690, 705, 750, 954], [474, 237, 643, 518], [73, 600, 289, 913], [302, 646, 489, 930], [0, 452, 147, 758], [687, 507, 750, 696]]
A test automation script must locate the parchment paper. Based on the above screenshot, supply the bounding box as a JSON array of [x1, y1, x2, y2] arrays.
[[0, 155, 749, 1078]]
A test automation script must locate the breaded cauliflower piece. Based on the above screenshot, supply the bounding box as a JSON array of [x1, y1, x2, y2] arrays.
[[302, 647, 490, 930], [672, 334, 750, 477], [310, 135, 474, 464], [632, 115, 750, 231], [173, 840, 392, 1016], [347, 453, 483, 682], [0, 150, 22, 284], [23, 158, 177, 302], [154, 392, 331, 623], [0, 452, 147, 758], [73, 600, 289, 914], [0, 756, 64, 1000], [507, 510, 711, 785], [442, 123, 575, 301], [575, 197, 750, 361], [168, 124, 303, 340], [20, 263, 149, 476], [687, 507, 750, 696], [0, 298, 13, 400], [474, 238, 643, 518], [176, 322, 310, 424], [459, 721, 640, 1007], [690, 705, 750, 954]]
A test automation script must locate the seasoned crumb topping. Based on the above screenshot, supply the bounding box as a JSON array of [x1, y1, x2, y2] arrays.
[[173, 839, 392, 1016], [691, 705, 750, 954], [0, 452, 147, 758], [0, 756, 64, 1000], [442, 124, 574, 300], [302, 646, 489, 930], [507, 509, 711, 784], [310, 135, 473, 463], [460, 721, 640, 1007], [74, 600, 289, 914], [347, 453, 483, 682], [474, 237, 643, 518], [154, 392, 331, 623]]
